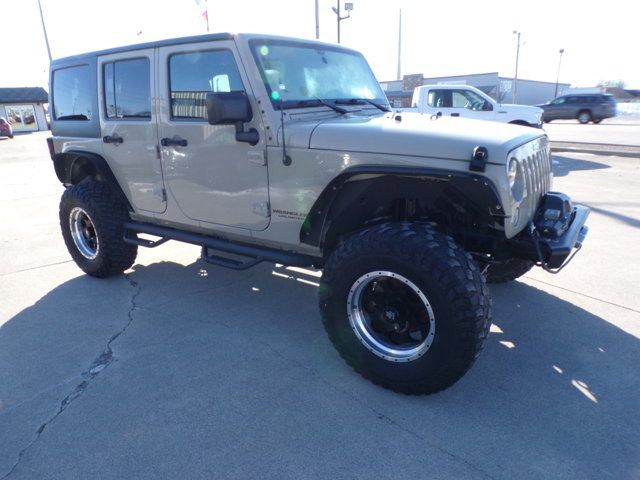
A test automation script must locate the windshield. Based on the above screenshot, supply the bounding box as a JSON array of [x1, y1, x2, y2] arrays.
[[251, 39, 388, 110]]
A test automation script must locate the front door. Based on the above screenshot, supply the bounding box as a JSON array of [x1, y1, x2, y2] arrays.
[[157, 41, 270, 230], [98, 49, 166, 213]]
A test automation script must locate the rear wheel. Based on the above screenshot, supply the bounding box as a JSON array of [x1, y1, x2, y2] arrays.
[[320, 222, 491, 395], [485, 258, 534, 284], [60, 181, 137, 277], [577, 110, 591, 124], [593, 118, 602, 124]]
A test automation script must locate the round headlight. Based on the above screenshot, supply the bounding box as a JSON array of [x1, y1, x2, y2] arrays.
[[507, 157, 525, 202], [507, 157, 518, 188]]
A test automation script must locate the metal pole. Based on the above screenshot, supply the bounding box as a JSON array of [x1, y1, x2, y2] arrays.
[[554, 48, 565, 98], [205, 0, 209, 32], [337, 0, 341, 43], [315, 0, 320, 39], [512, 31, 520, 103], [37, 0, 52, 62], [397, 8, 402, 80]]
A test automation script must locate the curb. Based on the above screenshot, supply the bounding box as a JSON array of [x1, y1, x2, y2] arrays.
[[550, 143, 640, 158]]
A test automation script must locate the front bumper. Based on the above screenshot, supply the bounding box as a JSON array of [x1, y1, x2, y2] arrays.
[[538, 205, 589, 268], [510, 193, 590, 270]]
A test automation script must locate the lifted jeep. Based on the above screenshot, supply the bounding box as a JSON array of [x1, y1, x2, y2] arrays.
[[48, 33, 589, 394]]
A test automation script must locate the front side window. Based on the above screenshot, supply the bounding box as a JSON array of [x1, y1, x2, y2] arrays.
[[103, 58, 151, 119], [169, 49, 244, 119], [53, 65, 92, 120], [251, 40, 387, 109], [452, 90, 487, 110]]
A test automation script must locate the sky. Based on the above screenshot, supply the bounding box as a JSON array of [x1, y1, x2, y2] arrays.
[[2, 0, 638, 92]]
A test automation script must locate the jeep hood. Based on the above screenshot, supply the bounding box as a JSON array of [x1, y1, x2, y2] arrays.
[[296, 112, 543, 164]]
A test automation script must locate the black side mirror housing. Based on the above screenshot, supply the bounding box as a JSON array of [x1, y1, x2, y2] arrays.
[[206, 92, 253, 125], [206, 92, 259, 146]]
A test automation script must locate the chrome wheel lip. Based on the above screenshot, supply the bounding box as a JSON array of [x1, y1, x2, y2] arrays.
[[69, 207, 99, 260], [346, 271, 436, 363]]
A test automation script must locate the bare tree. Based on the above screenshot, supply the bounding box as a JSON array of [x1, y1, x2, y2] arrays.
[[597, 79, 627, 89]]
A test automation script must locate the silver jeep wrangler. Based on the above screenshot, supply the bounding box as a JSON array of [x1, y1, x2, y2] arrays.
[[47, 33, 589, 394]]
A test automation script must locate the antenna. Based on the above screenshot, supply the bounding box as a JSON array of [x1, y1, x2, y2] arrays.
[[274, 84, 292, 166]]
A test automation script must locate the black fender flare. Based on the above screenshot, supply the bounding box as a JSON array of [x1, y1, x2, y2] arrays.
[[52, 150, 132, 209], [300, 165, 506, 250]]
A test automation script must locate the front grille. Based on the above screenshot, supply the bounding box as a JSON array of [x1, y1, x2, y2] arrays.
[[521, 144, 552, 202], [507, 137, 553, 236]]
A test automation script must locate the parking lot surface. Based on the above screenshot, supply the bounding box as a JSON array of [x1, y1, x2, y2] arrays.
[[1, 132, 639, 479]]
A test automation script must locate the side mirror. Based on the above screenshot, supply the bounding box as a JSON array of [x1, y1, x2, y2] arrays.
[[206, 92, 259, 146], [206, 91, 253, 125]]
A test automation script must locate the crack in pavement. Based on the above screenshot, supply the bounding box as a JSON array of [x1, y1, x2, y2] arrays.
[[0, 276, 142, 480]]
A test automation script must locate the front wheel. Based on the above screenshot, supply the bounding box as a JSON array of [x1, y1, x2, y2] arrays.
[[60, 181, 137, 277], [319, 223, 491, 395]]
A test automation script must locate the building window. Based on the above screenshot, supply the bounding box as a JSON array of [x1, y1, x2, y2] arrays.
[[169, 50, 244, 119], [53, 65, 92, 120], [103, 58, 151, 119], [5, 105, 38, 131]]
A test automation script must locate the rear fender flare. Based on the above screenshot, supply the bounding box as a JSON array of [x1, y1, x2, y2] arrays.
[[53, 151, 131, 209]]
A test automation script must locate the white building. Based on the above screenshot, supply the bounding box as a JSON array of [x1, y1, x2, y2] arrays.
[[0, 87, 49, 133]]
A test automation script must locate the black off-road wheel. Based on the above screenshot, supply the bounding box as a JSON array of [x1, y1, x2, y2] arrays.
[[485, 258, 534, 284], [60, 181, 137, 277], [319, 222, 491, 395]]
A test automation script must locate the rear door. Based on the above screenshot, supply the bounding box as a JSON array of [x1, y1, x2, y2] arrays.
[[98, 49, 166, 213], [157, 41, 269, 230]]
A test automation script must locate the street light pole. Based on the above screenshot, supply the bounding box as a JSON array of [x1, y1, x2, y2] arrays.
[[332, 1, 353, 44], [512, 30, 521, 103], [554, 48, 565, 98], [37, 0, 52, 62], [315, 0, 320, 39]]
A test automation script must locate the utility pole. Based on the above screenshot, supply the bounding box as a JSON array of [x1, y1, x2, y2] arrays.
[[315, 0, 320, 39], [397, 8, 402, 80], [512, 30, 521, 103], [37, 0, 52, 62], [332, 1, 353, 44], [554, 48, 565, 98]]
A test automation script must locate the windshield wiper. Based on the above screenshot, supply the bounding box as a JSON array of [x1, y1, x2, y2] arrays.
[[311, 97, 348, 114], [335, 98, 391, 112]]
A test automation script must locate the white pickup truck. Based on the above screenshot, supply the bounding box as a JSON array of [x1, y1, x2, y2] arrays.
[[411, 84, 543, 128]]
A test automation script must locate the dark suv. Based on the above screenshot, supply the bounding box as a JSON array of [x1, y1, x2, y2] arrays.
[[539, 94, 617, 124]]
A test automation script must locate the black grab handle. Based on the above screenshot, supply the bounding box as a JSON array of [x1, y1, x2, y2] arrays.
[[103, 135, 123, 144], [161, 138, 188, 147]]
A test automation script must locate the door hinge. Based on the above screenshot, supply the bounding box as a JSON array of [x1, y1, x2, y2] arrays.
[[253, 201, 271, 217], [161, 188, 167, 202]]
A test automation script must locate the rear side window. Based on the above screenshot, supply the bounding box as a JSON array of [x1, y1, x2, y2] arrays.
[[103, 58, 151, 119], [169, 50, 244, 119], [53, 65, 92, 120], [427, 90, 451, 108]]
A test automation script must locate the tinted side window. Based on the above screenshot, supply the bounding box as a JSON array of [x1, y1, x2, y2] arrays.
[[566, 96, 580, 104], [53, 65, 92, 120], [103, 58, 151, 119], [169, 50, 244, 119]]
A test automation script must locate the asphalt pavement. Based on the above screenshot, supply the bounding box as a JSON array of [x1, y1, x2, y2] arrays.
[[1, 132, 639, 479]]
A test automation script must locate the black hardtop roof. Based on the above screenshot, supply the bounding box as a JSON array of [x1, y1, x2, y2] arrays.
[[51, 32, 235, 66]]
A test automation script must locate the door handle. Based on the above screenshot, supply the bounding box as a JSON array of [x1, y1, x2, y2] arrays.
[[161, 137, 188, 147], [103, 135, 123, 144], [436, 111, 442, 117], [451, 113, 460, 117]]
